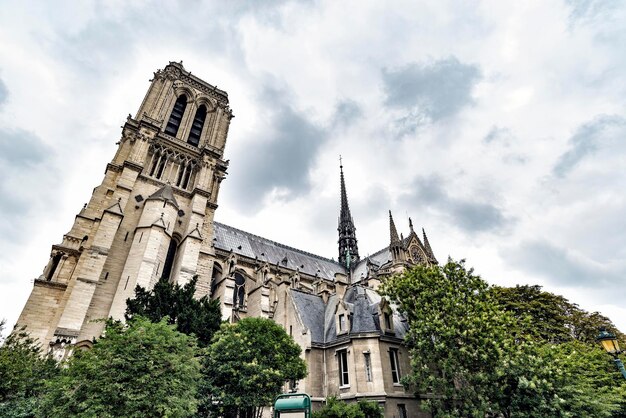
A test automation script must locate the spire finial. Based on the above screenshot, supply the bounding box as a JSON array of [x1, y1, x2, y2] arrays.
[[409, 217, 414, 232], [338, 160, 359, 268]]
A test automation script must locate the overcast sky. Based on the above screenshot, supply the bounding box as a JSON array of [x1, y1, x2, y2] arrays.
[[1, 0, 626, 336]]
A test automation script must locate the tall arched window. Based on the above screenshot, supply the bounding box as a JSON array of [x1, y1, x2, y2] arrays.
[[161, 237, 179, 280], [165, 95, 187, 137], [187, 105, 207, 146], [233, 272, 246, 309], [211, 263, 223, 297]]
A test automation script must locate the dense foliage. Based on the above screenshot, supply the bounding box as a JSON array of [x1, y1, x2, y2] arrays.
[[40, 317, 201, 418], [0, 321, 58, 418], [126, 275, 222, 346], [312, 397, 383, 418], [382, 260, 626, 418], [491, 284, 625, 345], [202, 317, 307, 418]]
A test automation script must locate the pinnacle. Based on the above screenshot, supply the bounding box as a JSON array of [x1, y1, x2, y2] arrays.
[[389, 210, 400, 244]]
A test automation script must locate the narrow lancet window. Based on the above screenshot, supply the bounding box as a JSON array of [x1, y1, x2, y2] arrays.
[[187, 105, 207, 147], [46, 253, 63, 281], [161, 238, 178, 280], [165, 95, 187, 137]]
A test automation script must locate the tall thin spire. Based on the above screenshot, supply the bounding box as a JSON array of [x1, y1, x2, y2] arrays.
[[338, 157, 359, 268], [389, 210, 400, 244]]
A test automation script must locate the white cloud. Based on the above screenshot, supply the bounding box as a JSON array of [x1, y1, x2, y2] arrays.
[[1, 0, 626, 336]]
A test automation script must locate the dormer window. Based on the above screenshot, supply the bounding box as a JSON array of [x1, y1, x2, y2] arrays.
[[165, 95, 187, 137], [380, 299, 395, 334], [336, 303, 351, 335], [339, 314, 346, 332], [384, 312, 392, 330], [187, 104, 207, 146]]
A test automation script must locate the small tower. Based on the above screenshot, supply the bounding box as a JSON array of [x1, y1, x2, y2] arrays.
[[337, 159, 359, 268]]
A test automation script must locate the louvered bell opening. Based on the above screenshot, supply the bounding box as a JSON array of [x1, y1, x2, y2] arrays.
[[165, 95, 187, 137], [187, 105, 207, 147]]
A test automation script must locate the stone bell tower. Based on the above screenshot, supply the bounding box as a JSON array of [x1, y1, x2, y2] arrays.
[[16, 62, 233, 357]]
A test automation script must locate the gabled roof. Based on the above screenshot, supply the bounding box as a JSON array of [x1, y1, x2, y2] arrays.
[[213, 222, 346, 281], [289, 285, 408, 346], [146, 184, 179, 208]]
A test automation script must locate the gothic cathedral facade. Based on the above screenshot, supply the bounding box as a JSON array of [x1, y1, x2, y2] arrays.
[[17, 63, 438, 418]]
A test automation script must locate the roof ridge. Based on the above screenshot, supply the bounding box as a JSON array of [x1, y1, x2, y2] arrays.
[[214, 221, 344, 266]]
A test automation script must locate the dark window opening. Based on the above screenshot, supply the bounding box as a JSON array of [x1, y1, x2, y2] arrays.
[[338, 349, 349, 386], [176, 164, 185, 187], [149, 155, 160, 176], [187, 105, 207, 146], [161, 238, 178, 280], [390, 348, 400, 384], [384, 312, 392, 330], [182, 166, 192, 189], [46, 253, 63, 281], [233, 272, 246, 308], [156, 157, 167, 179], [398, 405, 407, 418], [165, 95, 187, 137], [211, 263, 222, 297]]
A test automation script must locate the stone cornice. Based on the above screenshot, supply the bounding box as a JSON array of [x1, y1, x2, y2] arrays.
[[34, 279, 67, 291], [51, 244, 81, 258], [158, 62, 230, 105]]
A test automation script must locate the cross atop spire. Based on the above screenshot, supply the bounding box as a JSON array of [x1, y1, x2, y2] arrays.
[[338, 159, 359, 268]]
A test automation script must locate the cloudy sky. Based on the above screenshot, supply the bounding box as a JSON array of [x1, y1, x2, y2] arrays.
[[1, 0, 626, 335]]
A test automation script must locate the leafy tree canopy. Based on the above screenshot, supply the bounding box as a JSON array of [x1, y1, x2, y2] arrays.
[[312, 397, 383, 418], [491, 284, 624, 345], [0, 321, 58, 418], [125, 275, 221, 346], [381, 260, 626, 418], [202, 317, 307, 418], [381, 260, 516, 416], [41, 317, 201, 418]]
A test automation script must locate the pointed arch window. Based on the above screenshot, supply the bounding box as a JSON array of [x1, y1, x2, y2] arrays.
[[187, 105, 207, 147], [233, 272, 246, 309], [165, 95, 187, 137]]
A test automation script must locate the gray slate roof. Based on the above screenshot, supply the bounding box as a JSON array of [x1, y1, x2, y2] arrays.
[[290, 285, 408, 346], [213, 222, 346, 281], [146, 184, 179, 208]]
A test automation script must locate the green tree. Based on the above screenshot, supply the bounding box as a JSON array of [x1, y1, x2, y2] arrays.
[[495, 341, 624, 417], [492, 285, 624, 345], [0, 321, 58, 418], [382, 261, 626, 418], [381, 260, 515, 417], [202, 317, 307, 418], [41, 317, 201, 418], [126, 275, 221, 346], [312, 396, 383, 418]]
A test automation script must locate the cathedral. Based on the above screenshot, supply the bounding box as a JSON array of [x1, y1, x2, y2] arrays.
[[16, 62, 438, 418]]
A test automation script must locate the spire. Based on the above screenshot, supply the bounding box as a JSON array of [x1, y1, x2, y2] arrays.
[[389, 210, 400, 244], [422, 228, 438, 264], [338, 157, 359, 268]]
